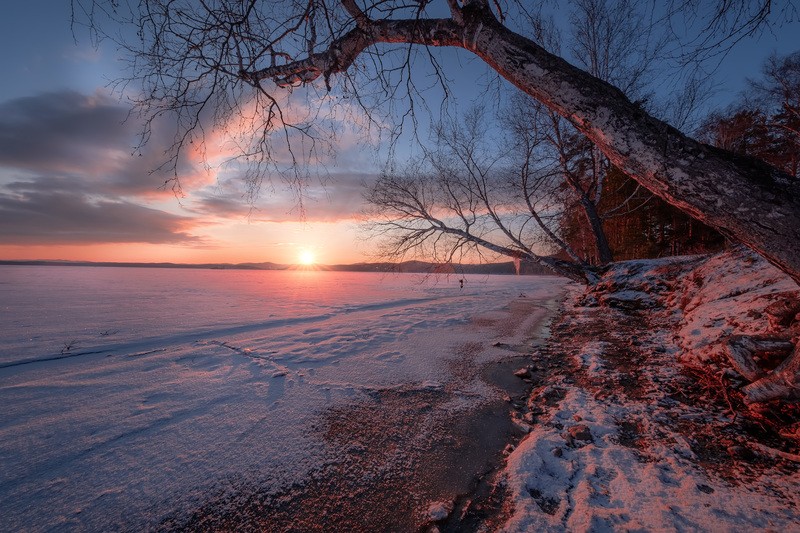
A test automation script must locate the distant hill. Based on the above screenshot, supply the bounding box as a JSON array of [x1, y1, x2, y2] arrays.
[[326, 261, 555, 275], [0, 259, 557, 276], [0, 260, 287, 271]]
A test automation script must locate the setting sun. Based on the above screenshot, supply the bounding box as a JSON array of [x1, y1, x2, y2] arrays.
[[298, 249, 316, 266]]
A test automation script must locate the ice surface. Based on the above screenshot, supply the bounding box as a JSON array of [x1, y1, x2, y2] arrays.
[[0, 266, 566, 530]]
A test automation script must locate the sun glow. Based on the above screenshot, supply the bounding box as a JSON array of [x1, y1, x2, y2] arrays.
[[298, 249, 316, 266]]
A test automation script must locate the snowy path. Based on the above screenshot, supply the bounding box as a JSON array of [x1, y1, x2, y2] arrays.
[[0, 267, 566, 531]]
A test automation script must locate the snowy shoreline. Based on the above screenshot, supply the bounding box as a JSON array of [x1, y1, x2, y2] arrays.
[[159, 289, 568, 531], [5, 253, 798, 531], [494, 248, 800, 532]]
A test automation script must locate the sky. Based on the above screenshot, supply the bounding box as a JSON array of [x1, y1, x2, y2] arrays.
[[0, 1, 798, 265]]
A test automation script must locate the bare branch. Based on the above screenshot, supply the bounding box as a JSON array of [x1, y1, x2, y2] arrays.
[[72, 0, 800, 282]]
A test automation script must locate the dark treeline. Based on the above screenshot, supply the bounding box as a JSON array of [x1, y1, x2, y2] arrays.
[[560, 166, 726, 262]]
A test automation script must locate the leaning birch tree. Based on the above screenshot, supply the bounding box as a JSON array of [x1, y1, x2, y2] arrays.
[[73, 0, 800, 285], [73, 0, 800, 401]]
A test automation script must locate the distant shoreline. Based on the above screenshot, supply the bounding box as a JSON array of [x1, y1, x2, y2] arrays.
[[0, 259, 557, 276]]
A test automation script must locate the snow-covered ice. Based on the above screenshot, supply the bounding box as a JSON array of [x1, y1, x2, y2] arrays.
[[8, 251, 796, 532], [0, 266, 566, 530]]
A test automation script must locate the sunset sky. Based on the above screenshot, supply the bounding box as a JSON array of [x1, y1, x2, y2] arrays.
[[0, 2, 797, 265]]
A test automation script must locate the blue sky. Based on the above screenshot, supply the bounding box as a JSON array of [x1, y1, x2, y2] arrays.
[[0, 1, 797, 264]]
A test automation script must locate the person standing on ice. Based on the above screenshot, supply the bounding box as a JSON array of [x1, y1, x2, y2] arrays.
[[459, 279, 464, 290]]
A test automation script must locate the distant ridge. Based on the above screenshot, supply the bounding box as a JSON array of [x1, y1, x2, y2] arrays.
[[0, 259, 556, 275], [0, 260, 287, 270], [324, 261, 555, 275]]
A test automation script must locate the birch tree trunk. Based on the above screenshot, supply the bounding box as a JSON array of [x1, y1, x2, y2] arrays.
[[460, 6, 800, 284], [250, 2, 800, 284]]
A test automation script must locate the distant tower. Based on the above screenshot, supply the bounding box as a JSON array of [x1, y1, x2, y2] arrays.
[[513, 256, 521, 275]]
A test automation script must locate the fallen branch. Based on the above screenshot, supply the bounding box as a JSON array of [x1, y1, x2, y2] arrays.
[[743, 343, 800, 403], [750, 441, 800, 463], [724, 335, 794, 382]]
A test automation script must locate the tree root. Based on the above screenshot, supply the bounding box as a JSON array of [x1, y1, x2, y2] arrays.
[[741, 342, 800, 403], [749, 441, 800, 463], [723, 295, 800, 403], [764, 294, 800, 329]]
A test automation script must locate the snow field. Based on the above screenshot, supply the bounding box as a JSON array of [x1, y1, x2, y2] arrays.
[[0, 266, 566, 530]]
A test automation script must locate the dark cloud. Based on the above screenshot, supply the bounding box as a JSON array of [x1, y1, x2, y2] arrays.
[[0, 91, 130, 167], [192, 195, 253, 218], [0, 91, 203, 196], [0, 91, 209, 246], [0, 91, 375, 250], [192, 172, 375, 222], [0, 183, 198, 245]]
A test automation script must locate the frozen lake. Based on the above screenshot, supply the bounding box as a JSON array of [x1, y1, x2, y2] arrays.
[[0, 266, 567, 530]]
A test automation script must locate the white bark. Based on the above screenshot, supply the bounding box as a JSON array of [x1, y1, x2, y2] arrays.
[[246, 4, 800, 284]]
